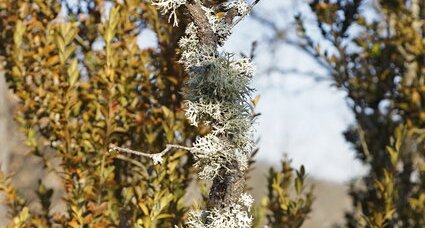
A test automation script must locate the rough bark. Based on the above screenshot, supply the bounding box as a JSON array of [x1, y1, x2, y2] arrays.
[[184, 0, 245, 210], [207, 161, 245, 209], [185, 0, 218, 47]]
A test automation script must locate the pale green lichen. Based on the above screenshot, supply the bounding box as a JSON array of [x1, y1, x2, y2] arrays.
[[152, 0, 186, 26], [153, 0, 256, 226], [226, 0, 251, 16], [187, 193, 254, 228]]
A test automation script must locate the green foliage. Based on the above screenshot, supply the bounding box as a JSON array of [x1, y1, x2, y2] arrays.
[[299, 0, 425, 227], [0, 0, 314, 227], [0, 0, 195, 226], [359, 126, 425, 228], [261, 161, 313, 228], [0, 171, 28, 224]]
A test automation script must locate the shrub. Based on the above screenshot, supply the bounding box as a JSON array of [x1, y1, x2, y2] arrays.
[[0, 0, 313, 227], [298, 0, 425, 226]]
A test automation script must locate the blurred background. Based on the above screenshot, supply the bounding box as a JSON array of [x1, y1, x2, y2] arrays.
[[0, 0, 364, 226], [1, 0, 423, 227]]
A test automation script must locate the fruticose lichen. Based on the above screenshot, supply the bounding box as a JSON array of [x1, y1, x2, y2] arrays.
[[152, 0, 256, 226]]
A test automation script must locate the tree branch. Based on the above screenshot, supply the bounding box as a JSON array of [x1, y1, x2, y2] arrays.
[[185, 0, 218, 47], [262, 66, 330, 82], [230, 0, 261, 29], [109, 144, 192, 164]]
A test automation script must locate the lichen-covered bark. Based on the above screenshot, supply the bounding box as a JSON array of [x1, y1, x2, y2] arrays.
[[153, 0, 256, 226], [182, 0, 248, 212], [185, 1, 218, 47], [207, 161, 245, 209]]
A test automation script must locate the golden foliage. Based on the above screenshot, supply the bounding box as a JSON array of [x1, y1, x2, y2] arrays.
[[1, 0, 195, 226], [302, 0, 425, 227], [0, 0, 316, 226], [259, 161, 313, 228]]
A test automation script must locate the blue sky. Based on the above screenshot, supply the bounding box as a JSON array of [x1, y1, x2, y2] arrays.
[[126, 0, 369, 182], [221, 0, 369, 182]]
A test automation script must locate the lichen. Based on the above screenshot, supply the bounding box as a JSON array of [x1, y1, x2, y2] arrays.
[[153, 0, 256, 226], [187, 194, 254, 228], [152, 0, 186, 26]]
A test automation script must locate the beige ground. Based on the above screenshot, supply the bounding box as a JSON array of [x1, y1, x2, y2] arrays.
[[0, 74, 351, 227], [0, 73, 14, 172]]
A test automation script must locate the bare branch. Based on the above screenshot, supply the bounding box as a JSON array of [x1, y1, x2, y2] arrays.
[[250, 11, 280, 32], [251, 11, 334, 73], [262, 66, 330, 82], [185, 0, 218, 47], [109, 144, 192, 164], [230, 0, 261, 29]]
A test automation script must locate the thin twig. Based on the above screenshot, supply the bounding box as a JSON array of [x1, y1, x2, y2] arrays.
[[231, 0, 261, 29], [250, 11, 280, 32], [109, 144, 193, 164], [262, 66, 330, 82], [250, 11, 334, 73], [357, 126, 371, 160]]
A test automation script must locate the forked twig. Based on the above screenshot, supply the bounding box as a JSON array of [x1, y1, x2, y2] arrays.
[[109, 144, 193, 164]]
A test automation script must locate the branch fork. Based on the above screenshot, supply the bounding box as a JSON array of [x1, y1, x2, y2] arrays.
[[109, 144, 192, 165]]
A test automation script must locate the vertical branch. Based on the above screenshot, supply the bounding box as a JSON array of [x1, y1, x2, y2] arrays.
[[98, 6, 120, 201], [132, 0, 259, 226], [185, 0, 218, 47]]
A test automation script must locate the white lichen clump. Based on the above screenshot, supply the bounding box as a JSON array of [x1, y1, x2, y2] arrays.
[[187, 194, 254, 228], [168, 0, 255, 181], [153, 0, 256, 227], [201, 6, 231, 41], [181, 39, 255, 180], [226, 0, 251, 16], [151, 0, 256, 181], [152, 0, 187, 26]]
